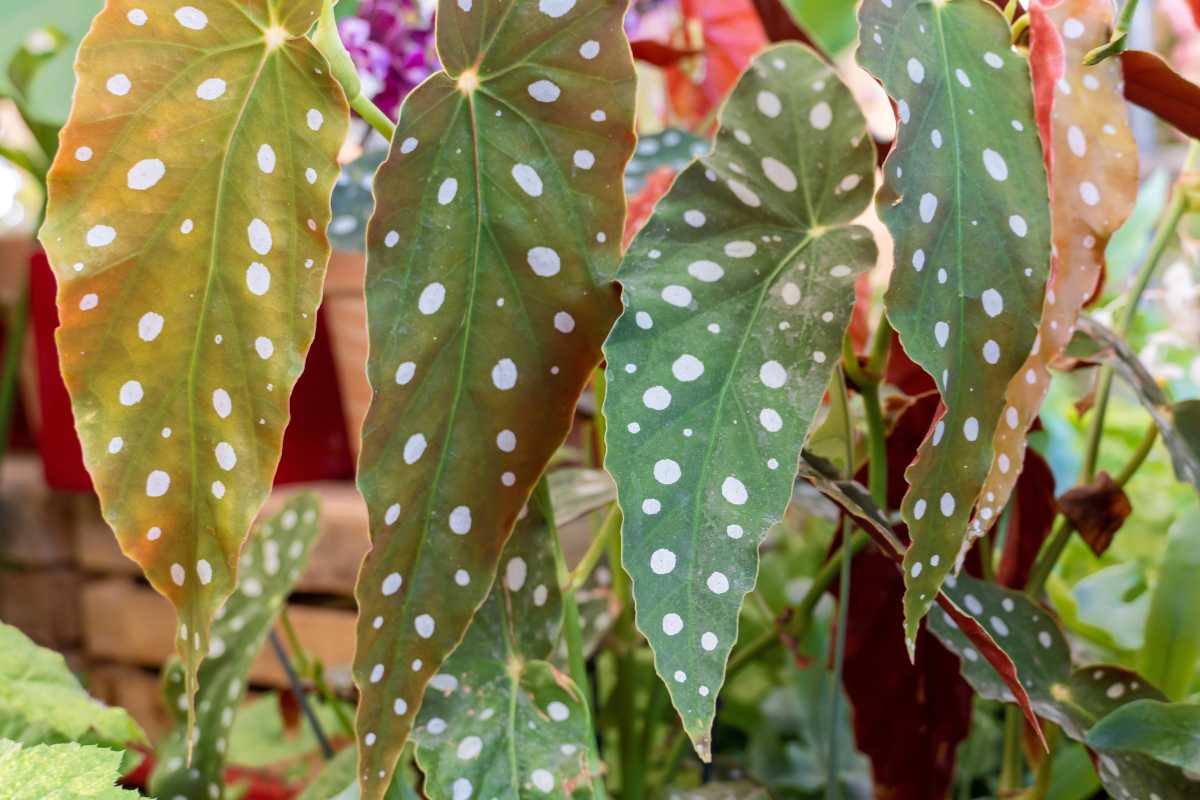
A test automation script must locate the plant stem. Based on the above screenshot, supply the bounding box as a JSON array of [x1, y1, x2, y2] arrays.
[[279, 610, 354, 738], [565, 503, 620, 593], [313, 0, 397, 141], [267, 630, 334, 760], [1083, 0, 1138, 65], [351, 94, 398, 140], [548, 483, 608, 800], [1081, 140, 1199, 483], [999, 705, 1024, 793]]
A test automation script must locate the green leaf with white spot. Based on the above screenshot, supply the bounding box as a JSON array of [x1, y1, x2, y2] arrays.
[[352, 0, 634, 794], [37, 0, 349, 730], [1086, 700, 1200, 773], [0, 623, 144, 750], [602, 42, 877, 759], [856, 0, 1051, 651], [0, 740, 140, 800], [150, 493, 321, 800], [929, 574, 1193, 797], [412, 482, 596, 800], [624, 128, 707, 194]]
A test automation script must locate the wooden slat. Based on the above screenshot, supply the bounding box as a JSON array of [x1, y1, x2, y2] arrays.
[[81, 578, 356, 689], [86, 663, 173, 740], [0, 568, 82, 648], [0, 455, 78, 568]]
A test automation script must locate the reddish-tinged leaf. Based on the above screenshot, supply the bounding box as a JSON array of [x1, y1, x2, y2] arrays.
[[352, 0, 635, 795], [37, 0, 348, 731], [1057, 472, 1131, 557], [748, 0, 816, 46], [970, 0, 1138, 547], [665, 0, 769, 127], [1120, 49, 1200, 140], [857, 0, 1052, 651], [995, 448, 1057, 589], [795, 454, 1045, 745], [623, 166, 677, 248], [630, 39, 701, 67]]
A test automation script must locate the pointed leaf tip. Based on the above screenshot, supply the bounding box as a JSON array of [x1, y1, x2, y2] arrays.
[[603, 42, 877, 755]]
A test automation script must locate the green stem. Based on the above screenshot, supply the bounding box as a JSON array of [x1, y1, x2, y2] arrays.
[[1081, 140, 1198, 483], [279, 610, 354, 738], [1028, 726, 1058, 800], [565, 503, 620, 593], [1082, 0, 1137, 65], [999, 705, 1024, 793], [0, 281, 30, 470], [313, 0, 397, 140], [547, 482, 608, 800]]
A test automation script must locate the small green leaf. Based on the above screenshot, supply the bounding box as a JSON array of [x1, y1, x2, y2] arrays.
[[1140, 506, 1200, 700], [624, 129, 707, 194], [412, 482, 596, 800], [857, 0, 1052, 650], [353, 0, 635, 793], [38, 0, 349, 727], [928, 574, 1192, 797], [603, 42, 877, 757], [150, 493, 322, 800], [1076, 317, 1200, 494], [1086, 700, 1200, 773], [0, 623, 144, 750], [969, 0, 1138, 544], [0, 739, 140, 799]]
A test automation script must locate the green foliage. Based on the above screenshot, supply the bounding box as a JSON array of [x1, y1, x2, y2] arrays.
[[929, 574, 1192, 797], [151, 493, 322, 800], [0, 739, 140, 800], [352, 0, 635, 793], [603, 42, 876, 757], [413, 483, 595, 800], [37, 0, 349, 727], [1140, 506, 1200, 700], [298, 747, 421, 800], [330, 150, 387, 252], [0, 623, 143, 751], [1086, 700, 1200, 772], [781, 0, 858, 56], [857, 0, 1051, 650], [624, 129, 706, 195]]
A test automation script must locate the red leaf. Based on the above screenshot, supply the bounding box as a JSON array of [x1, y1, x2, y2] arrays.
[[630, 39, 701, 67], [1120, 49, 1200, 139], [665, 0, 769, 126], [996, 448, 1057, 589], [1057, 471, 1132, 557], [748, 0, 817, 47]]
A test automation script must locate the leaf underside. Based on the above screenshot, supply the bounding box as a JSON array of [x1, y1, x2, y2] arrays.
[[857, 0, 1051, 651], [604, 42, 877, 758], [353, 0, 635, 794], [37, 0, 348, 724], [413, 483, 595, 800], [150, 493, 321, 800], [967, 0, 1138, 542], [929, 575, 1196, 798]]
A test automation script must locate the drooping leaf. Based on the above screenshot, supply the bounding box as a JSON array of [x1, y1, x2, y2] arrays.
[[1140, 506, 1200, 701], [857, 0, 1052, 650], [1075, 317, 1200, 494], [1086, 700, 1200, 773], [0, 623, 144, 750], [37, 0, 349, 724], [413, 482, 596, 800], [353, 1, 634, 793], [1057, 472, 1131, 557], [0, 739, 140, 800], [603, 43, 877, 757], [795, 452, 1045, 743], [968, 0, 1138, 548], [150, 493, 321, 800], [928, 574, 1195, 797]]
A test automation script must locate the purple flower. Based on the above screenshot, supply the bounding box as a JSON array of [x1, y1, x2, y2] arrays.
[[338, 0, 439, 120]]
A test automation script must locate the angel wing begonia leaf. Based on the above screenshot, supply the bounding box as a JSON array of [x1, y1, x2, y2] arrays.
[[929, 574, 1196, 797], [857, 0, 1051, 651], [413, 482, 596, 800], [967, 0, 1138, 544], [37, 0, 348, 726], [603, 43, 877, 758], [353, 1, 634, 794], [151, 493, 321, 800]]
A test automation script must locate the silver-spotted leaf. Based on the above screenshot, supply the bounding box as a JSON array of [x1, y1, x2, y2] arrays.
[[929, 574, 1192, 797], [968, 0, 1138, 541], [37, 0, 348, 721], [353, 0, 635, 793], [857, 0, 1052, 650], [413, 483, 595, 800], [624, 128, 707, 194], [603, 43, 877, 758], [151, 493, 321, 800], [1086, 700, 1200, 773]]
